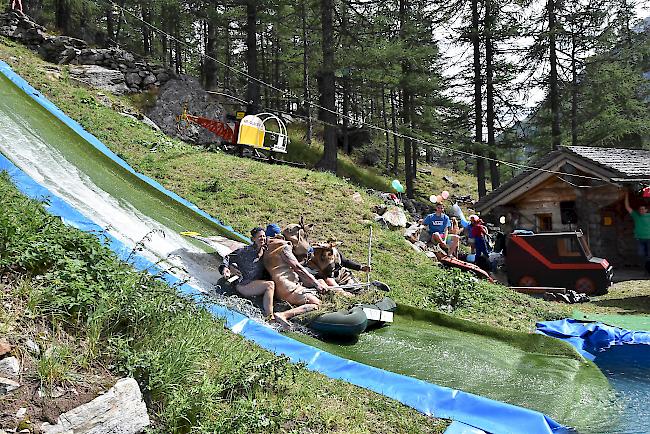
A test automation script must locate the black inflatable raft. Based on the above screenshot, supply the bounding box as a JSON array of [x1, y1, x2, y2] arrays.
[[308, 296, 397, 337]]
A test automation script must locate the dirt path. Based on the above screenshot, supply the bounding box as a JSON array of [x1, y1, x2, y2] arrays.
[[579, 278, 650, 316]]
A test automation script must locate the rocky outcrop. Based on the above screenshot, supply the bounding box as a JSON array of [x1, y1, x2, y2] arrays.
[[0, 10, 47, 46], [147, 75, 226, 145], [41, 378, 150, 434], [0, 11, 174, 94], [1, 11, 223, 142], [68, 65, 130, 95]]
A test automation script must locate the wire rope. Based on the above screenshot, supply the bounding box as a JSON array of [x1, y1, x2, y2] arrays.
[[93, 0, 606, 182]]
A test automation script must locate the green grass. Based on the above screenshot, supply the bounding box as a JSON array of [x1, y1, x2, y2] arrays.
[[0, 171, 446, 433], [0, 36, 570, 333], [37, 343, 76, 389]]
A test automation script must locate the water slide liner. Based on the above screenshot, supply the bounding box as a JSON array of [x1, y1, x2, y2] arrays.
[[0, 60, 571, 434]]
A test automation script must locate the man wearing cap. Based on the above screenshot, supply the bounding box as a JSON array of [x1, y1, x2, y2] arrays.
[[469, 215, 489, 258], [419, 204, 451, 251]]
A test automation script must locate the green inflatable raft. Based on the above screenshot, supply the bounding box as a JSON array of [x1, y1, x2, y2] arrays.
[[308, 297, 397, 337]]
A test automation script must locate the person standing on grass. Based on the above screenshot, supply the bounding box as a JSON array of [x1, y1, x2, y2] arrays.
[[469, 215, 490, 258], [11, 0, 23, 14], [624, 190, 650, 274]]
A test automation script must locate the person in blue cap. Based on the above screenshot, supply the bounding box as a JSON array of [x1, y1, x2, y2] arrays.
[[265, 223, 282, 238], [266, 223, 314, 260]]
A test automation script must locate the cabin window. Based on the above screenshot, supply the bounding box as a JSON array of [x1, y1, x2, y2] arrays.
[[560, 201, 578, 224], [536, 213, 553, 232]]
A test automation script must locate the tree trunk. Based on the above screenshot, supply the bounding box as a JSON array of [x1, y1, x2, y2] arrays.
[[301, 2, 312, 143], [571, 32, 578, 147], [472, 0, 487, 198], [224, 24, 231, 90], [342, 80, 350, 154], [412, 141, 417, 180], [260, 31, 269, 106], [141, 3, 152, 56], [274, 32, 281, 111], [114, 0, 126, 45], [391, 89, 399, 175], [400, 0, 414, 199], [403, 90, 414, 199], [160, 6, 167, 68], [79, 2, 88, 41], [106, 5, 114, 46], [315, 0, 338, 172], [245, 0, 261, 114], [55, 0, 71, 35], [548, 0, 561, 150], [382, 85, 391, 171], [175, 25, 182, 75], [205, 18, 218, 90], [341, 3, 350, 154], [485, 0, 499, 190]]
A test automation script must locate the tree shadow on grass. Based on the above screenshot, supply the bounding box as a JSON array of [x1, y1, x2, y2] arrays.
[[592, 296, 650, 315]]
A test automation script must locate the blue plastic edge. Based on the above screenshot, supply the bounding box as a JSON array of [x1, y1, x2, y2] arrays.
[[445, 421, 488, 434], [537, 318, 650, 360], [0, 60, 566, 434]]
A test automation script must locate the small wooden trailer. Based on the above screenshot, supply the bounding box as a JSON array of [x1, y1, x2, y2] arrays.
[[505, 231, 613, 295]]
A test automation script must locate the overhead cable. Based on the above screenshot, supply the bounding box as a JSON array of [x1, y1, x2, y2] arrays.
[[94, 0, 605, 182]]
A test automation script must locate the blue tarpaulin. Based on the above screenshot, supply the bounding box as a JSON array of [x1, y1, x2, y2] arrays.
[[537, 319, 650, 360], [1, 60, 568, 434]]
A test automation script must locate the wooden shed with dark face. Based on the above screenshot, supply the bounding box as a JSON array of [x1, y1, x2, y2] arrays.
[[475, 146, 650, 269]]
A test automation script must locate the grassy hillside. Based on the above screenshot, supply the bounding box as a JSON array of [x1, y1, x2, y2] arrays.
[[0, 172, 446, 433], [0, 36, 570, 332]]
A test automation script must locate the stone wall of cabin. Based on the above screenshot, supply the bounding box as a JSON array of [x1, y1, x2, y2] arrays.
[[489, 176, 637, 268]]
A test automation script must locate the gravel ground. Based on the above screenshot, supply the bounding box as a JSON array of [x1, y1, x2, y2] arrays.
[[578, 277, 650, 316]]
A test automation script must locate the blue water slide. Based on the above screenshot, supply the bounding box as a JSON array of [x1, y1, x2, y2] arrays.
[[0, 60, 566, 434]]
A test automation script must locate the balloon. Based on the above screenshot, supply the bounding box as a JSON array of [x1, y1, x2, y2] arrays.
[[436, 195, 443, 203], [452, 203, 470, 228], [391, 179, 405, 193], [441, 190, 450, 200], [429, 195, 437, 203]]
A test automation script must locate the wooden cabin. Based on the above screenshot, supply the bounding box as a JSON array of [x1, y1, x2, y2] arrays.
[[475, 146, 650, 268]]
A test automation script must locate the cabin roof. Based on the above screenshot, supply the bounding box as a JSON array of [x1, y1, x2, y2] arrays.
[[475, 146, 650, 213], [566, 146, 650, 178]]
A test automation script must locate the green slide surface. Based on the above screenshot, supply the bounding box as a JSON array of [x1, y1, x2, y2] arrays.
[[0, 72, 619, 433]]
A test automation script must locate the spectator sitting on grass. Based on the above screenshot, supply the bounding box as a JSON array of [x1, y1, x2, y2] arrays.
[[419, 203, 451, 252]]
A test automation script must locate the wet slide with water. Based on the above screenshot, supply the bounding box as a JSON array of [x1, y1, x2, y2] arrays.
[[0, 60, 621, 433]]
